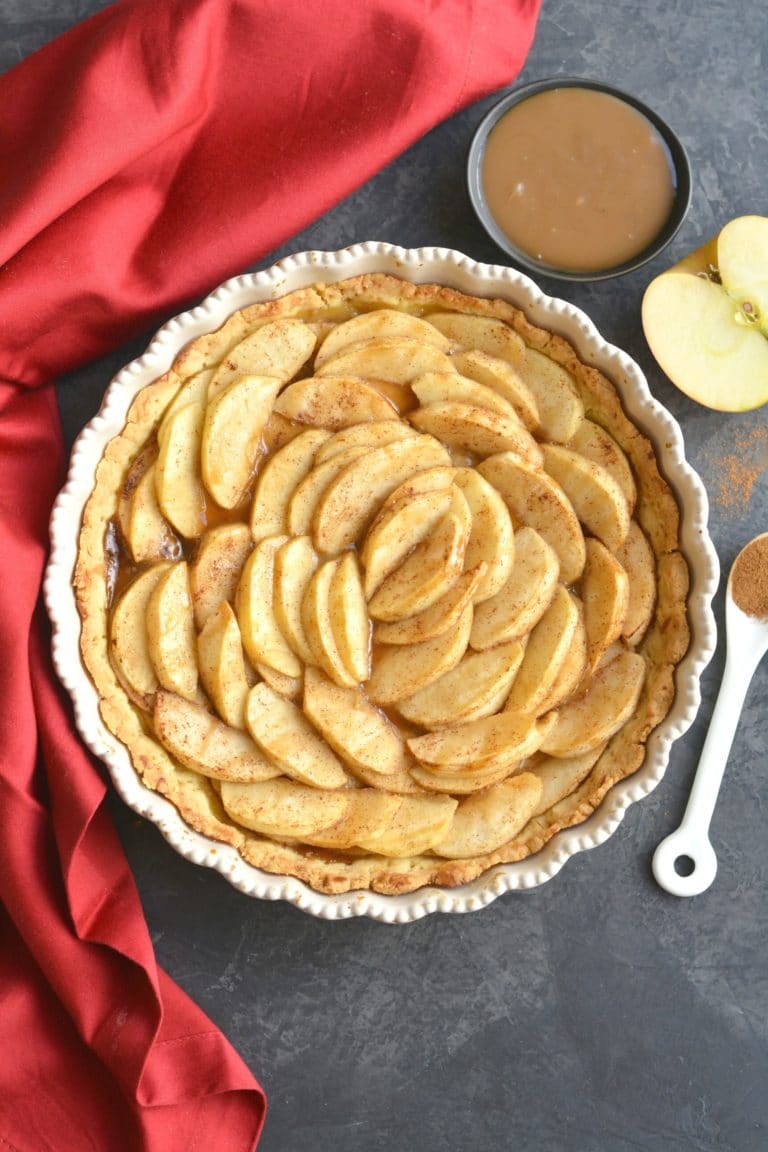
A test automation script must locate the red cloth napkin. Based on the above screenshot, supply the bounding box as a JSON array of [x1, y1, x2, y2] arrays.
[[0, 0, 540, 1147]]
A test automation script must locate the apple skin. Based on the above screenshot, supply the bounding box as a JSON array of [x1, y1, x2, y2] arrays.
[[642, 215, 768, 412]]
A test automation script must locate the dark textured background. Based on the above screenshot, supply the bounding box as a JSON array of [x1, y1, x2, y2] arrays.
[[3, 2, 767, 1149]]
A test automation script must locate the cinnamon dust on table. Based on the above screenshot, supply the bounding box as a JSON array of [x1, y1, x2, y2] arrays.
[[731, 535, 768, 618], [704, 422, 768, 510]]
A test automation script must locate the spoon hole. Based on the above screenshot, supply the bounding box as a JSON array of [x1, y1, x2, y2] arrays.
[[674, 854, 696, 877]]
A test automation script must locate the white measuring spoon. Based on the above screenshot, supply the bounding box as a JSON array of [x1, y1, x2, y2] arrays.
[[653, 533, 768, 896]]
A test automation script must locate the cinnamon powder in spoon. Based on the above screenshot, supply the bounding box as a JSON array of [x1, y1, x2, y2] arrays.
[[731, 535, 768, 618]]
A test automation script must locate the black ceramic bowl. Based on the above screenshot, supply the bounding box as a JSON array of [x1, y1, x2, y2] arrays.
[[467, 77, 692, 282]]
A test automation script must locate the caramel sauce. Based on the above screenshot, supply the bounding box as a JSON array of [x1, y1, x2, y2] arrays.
[[481, 87, 676, 272]]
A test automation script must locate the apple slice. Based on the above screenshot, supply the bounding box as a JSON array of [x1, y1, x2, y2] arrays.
[[431, 772, 542, 858], [411, 371, 522, 420], [527, 745, 606, 816], [189, 522, 252, 630], [274, 375, 398, 428], [327, 553, 371, 683], [273, 535, 318, 665], [307, 790, 405, 850], [356, 793, 458, 857], [201, 374, 280, 509], [541, 444, 630, 553], [374, 564, 486, 646], [582, 539, 630, 671], [250, 428, 331, 542], [235, 536, 302, 678], [301, 558, 358, 687], [303, 668, 407, 776], [615, 521, 656, 646], [155, 401, 206, 539], [451, 349, 539, 431], [126, 462, 180, 564], [534, 597, 588, 714], [368, 488, 471, 621], [145, 562, 198, 701], [540, 650, 646, 757], [159, 369, 213, 432], [425, 313, 526, 363], [503, 586, 580, 716], [313, 309, 450, 367], [366, 603, 472, 704], [515, 348, 584, 443], [409, 759, 516, 795], [410, 402, 543, 466], [452, 467, 514, 602], [407, 711, 550, 770], [361, 487, 453, 598], [245, 681, 348, 788], [570, 420, 637, 513], [478, 453, 586, 583], [379, 466, 457, 508], [643, 215, 768, 411], [196, 601, 251, 729], [220, 778, 351, 839], [314, 336, 456, 382], [397, 640, 524, 729], [255, 663, 303, 702], [207, 318, 316, 399], [314, 420, 418, 463], [470, 526, 559, 651], [287, 446, 368, 536], [110, 563, 171, 701], [312, 434, 451, 554], [154, 691, 279, 783]]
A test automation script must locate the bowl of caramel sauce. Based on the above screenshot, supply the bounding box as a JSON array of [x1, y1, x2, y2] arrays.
[[468, 78, 691, 281]]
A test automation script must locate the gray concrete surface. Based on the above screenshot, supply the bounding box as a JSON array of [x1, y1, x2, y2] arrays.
[[3, 1, 766, 1148]]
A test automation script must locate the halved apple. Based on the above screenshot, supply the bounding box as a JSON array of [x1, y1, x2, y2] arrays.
[[250, 428, 331, 542], [431, 772, 542, 858], [642, 215, 768, 411], [245, 681, 348, 789], [154, 691, 279, 783], [274, 375, 398, 428], [189, 522, 253, 630], [201, 374, 280, 509]]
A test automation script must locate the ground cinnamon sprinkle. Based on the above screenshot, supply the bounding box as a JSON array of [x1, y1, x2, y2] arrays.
[[731, 534, 768, 618], [708, 423, 768, 510]]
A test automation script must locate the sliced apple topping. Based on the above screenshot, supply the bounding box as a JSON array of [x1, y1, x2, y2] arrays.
[[534, 597, 588, 715], [110, 563, 171, 701], [255, 663, 303, 702], [307, 790, 405, 850], [540, 650, 646, 758], [201, 374, 280, 509], [432, 772, 542, 859], [582, 538, 630, 672], [366, 603, 472, 704], [374, 564, 486, 646], [196, 601, 251, 729], [220, 778, 351, 839], [208, 318, 316, 399], [478, 452, 586, 583], [397, 640, 524, 730], [313, 309, 450, 367], [327, 553, 371, 684], [451, 349, 540, 431], [408, 711, 554, 771], [312, 434, 452, 554], [614, 522, 656, 646], [245, 682, 348, 789], [315, 336, 456, 382], [515, 348, 584, 443], [274, 375, 398, 428], [303, 668, 407, 777], [361, 487, 453, 598], [569, 419, 637, 513], [527, 746, 606, 817], [250, 428, 332, 542], [409, 759, 516, 795], [470, 526, 559, 650], [145, 561, 198, 701], [503, 586, 580, 717], [541, 444, 630, 554], [272, 535, 319, 665], [426, 313, 526, 363], [301, 558, 359, 687], [154, 691, 279, 783], [452, 467, 514, 602], [410, 401, 543, 465], [155, 401, 206, 539], [235, 536, 302, 678], [368, 487, 471, 621], [313, 420, 418, 463], [355, 793, 458, 857], [189, 522, 253, 630], [411, 371, 523, 420], [126, 462, 180, 565], [287, 446, 368, 537]]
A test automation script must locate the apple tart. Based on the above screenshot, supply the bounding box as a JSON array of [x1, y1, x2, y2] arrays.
[[74, 273, 689, 894]]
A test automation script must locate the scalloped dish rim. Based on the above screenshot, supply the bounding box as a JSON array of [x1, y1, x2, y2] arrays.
[[44, 242, 719, 922]]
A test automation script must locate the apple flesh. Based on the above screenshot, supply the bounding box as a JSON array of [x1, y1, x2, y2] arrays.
[[642, 215, 768, 411]]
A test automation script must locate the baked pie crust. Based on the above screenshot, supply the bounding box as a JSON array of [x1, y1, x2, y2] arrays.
[[74, 273, 690, 895]]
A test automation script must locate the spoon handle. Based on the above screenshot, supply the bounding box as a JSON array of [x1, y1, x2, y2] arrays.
[[652, 649, 752, 897]]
